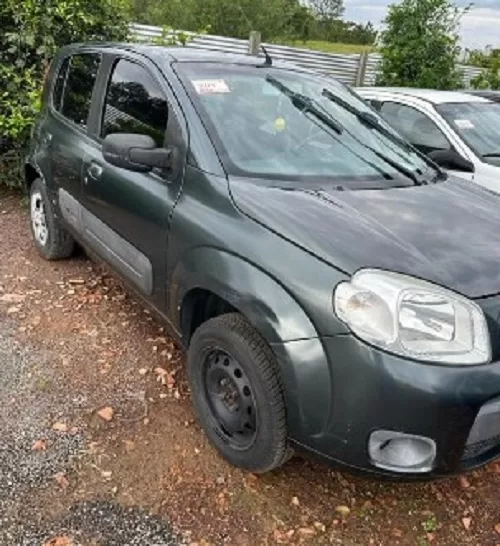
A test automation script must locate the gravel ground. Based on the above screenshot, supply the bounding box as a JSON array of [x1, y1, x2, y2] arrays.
[[14, 501, 178, 546], [0, 316, 178, 546], [0, 322, 85, 493], [2, 186, 500, 546]]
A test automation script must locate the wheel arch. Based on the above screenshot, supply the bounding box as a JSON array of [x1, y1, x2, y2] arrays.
[[172, 247, 319, 347], [25, 158, 52, 195], [180, 287, 237, 343], [25, 162, 41, 192], [172, 247, 332, 442]]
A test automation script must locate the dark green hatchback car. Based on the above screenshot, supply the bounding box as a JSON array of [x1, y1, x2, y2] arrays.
[[27, 43, 500, 477]]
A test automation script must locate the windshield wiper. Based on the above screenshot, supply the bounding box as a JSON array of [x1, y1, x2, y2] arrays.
[[482, 152, 500, 158], [265, 77, 424, 185], [321, 88, 413, 151], [430, 168, 448, 182], [321, 88, 432, 185], [266, 76, 343, 135], [266, 76, 401, 181], [367, 147, 426, 185]]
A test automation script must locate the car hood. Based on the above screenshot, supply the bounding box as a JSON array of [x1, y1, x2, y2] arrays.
[[230, 176, 500, 299]]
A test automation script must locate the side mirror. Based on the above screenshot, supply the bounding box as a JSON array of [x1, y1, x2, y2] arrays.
[[428, 149, 475, 173], [102, 133, 172, 173]]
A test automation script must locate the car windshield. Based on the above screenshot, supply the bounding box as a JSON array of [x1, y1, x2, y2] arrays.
[[175, 63, 438, 187], [436, 101, 500, 166]]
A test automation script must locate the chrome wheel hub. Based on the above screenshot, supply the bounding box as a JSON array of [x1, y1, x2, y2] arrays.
[[31, 191, 49, 246]]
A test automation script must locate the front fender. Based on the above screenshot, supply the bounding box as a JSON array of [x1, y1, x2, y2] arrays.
[[170, 247, 334, 438], [170, 247, 319, 343]]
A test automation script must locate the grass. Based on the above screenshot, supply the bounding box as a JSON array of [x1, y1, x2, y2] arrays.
[[274, 39, 375, 55]]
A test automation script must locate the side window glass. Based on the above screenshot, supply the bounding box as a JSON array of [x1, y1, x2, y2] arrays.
[[60, 54, 101, 128], [101, 59, 169, 147], [52, 58, 69, 111], [380, 102, 451, 154]]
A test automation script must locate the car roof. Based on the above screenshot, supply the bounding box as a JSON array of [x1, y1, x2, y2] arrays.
[[358, 87, 492, 105], [59, 42, 302, 70], [467, 90, 500, 101]]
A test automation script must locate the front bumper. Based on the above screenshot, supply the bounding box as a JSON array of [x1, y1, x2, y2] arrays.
[[273, 334, 500, 478]]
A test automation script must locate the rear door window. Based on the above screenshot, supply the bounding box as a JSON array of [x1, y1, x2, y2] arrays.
[[101, 59, 169, 147], [58, 53, 101, 128]]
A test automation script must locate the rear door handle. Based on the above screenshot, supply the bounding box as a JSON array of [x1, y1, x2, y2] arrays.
[[86, 162, 103, 181], [41, 133, 53, 147]]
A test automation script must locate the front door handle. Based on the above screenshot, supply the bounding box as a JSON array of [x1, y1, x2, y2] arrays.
[[86, 162, 103, 181]]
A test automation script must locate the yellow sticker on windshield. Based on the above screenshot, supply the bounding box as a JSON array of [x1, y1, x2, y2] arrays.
[[274, 117, 287, 132]]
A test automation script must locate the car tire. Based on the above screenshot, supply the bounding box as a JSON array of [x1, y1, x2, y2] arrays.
[[187, 313, 292, 473], [29, 178, 75, 260]]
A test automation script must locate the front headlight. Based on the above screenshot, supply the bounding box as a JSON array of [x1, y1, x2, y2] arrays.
[[334, 269, 491, 365]]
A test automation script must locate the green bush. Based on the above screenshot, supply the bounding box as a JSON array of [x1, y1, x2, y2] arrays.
[[469, 49, 500, 90], [0, 0, 130, 188]]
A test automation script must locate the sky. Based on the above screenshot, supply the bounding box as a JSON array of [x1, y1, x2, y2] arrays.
[[343, 0, 500, 49]]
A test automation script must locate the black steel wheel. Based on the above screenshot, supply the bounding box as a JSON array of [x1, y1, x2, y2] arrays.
[[204, 348, 257, 449], [187, 313, 292, 473]]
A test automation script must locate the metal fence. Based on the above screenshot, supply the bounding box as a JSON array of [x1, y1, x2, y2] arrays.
[[130, 23, 484, 89], [460, 65, 484, 88]]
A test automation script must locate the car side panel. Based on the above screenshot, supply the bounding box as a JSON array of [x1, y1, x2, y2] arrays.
[[29, 105, 91, 204], [167, 167, 348, 339], [59, 188, 153, 294], [358, 91, 477, 182], [80, 52, 188, 310], [50, 117, 97, 203], [166, 166, 350, 439], [172, 247, 319, 343], [28, 54, 63, 194]]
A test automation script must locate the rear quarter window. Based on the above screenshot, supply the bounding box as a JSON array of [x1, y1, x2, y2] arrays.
[[51, 58, 70, 111]]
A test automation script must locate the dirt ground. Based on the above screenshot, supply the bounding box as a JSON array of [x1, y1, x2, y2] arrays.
[[1, 186, 500, 546]]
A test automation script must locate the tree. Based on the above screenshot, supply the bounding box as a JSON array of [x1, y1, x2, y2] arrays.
[[129, 0, 376, 46], [469, 49, 500, 90], [289, 4, 316, 43], [378, 0, 466, 90], [309, 0, 344, 20], [0, 0, 130, 188], [309, 0, 344, 41], [132, 0, 303, 40]]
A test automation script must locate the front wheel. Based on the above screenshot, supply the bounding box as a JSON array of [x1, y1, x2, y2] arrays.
[[187, 313, 292, 473]]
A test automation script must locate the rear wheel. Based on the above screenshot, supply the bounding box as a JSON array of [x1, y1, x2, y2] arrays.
[[187, 313, 292, 473], [29, 179, 74, 260]]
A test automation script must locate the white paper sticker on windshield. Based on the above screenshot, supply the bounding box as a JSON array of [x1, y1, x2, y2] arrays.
[[193, 79, 230, 95], [454, 119, 475, 130]]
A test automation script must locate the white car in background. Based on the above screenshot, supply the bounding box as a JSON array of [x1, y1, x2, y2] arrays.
[[357, 88, 500, 193]]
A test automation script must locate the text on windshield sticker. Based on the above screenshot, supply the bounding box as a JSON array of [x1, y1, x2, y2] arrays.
[[454, 119, 475, 130], [193, 80, 231, 95]]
